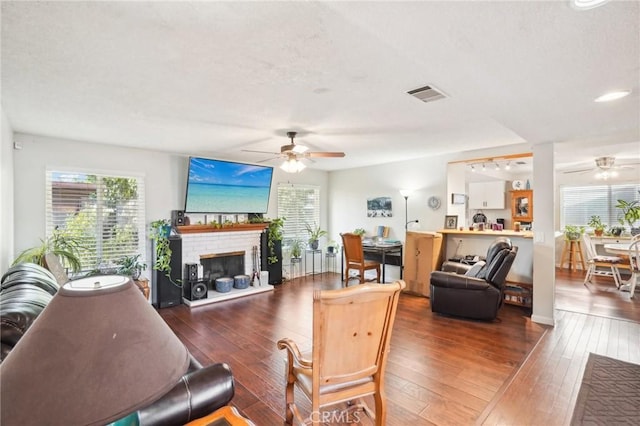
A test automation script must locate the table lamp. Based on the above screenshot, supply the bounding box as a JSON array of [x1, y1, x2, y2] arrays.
[[0, 275, 190, 426]]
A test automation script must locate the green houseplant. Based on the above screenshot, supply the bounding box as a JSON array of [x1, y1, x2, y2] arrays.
[[353, 228, 366, 237], [115, 254, 147, 280], [266, 217, 285, 264], [305, 222, 327, 250], [290, 239, 304, 261], [615, 199, 640, 234], [563, 225, 584, 241], [587, 215, 606, 237], [150, 219, 180, 285], [12, 228, 83, 274]]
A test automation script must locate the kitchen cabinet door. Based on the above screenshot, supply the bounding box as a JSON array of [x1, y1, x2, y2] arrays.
[[468, 181, 505, 209]]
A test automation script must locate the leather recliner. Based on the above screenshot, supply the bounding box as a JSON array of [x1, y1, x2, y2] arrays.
[[430, 237, 518, 320], [0, 263, 235, 425]]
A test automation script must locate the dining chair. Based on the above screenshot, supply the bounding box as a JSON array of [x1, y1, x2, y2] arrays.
[[340, 233, 381, 284], [582, 233, 623, 289], [628, 239, 640, 298], [277, 280, 406, 425]]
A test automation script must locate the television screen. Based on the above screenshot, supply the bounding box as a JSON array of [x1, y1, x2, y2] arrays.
[[184, 157, 274, 214]]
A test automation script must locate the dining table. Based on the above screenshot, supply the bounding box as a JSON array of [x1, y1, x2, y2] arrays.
[[604, 242, 637, 297]]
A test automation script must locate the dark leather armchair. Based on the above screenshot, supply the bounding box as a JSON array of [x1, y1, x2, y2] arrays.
[[1, 263, 235, 425], [430, 237, 518, 320]]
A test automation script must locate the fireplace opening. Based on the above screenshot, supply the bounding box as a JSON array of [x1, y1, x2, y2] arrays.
[[200, 251, 246, 286]]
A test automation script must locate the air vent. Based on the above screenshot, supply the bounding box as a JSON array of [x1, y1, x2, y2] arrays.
[[407, 85, 447, 103]]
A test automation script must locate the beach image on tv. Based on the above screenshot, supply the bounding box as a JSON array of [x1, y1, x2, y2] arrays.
[[185, 157, 273, 213]]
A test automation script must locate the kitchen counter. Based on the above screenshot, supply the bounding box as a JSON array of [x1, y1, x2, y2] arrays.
[[438, 229, 533, 239]]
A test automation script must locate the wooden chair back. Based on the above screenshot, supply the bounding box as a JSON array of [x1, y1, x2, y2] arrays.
[[341, 232, 365, 264], [312, 280, 404, 392]]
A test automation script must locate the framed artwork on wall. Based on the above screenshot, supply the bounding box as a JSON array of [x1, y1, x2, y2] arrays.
[[444, 215, 458, 229], [451, 193, 466, 205], [367, 196, 392, 217]]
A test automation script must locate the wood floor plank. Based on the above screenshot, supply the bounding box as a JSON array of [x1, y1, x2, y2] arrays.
[[157, 269, 637, 425]]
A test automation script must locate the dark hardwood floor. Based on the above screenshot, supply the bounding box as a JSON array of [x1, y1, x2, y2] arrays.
[[159, 269, 639, 425]]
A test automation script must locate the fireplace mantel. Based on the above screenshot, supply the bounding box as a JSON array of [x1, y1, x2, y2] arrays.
[[176, 223, 269, 234]]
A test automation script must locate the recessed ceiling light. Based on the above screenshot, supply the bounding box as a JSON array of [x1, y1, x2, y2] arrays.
[[571, 0, 609, 10], [594, 90, 631, 102]]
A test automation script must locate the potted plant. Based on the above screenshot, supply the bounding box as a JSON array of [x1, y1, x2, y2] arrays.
[[12, 228, 83, 274], [609, 225, 625, 237], [587, 215, 606, 237], [290, 239, 304, 262], [305, 222, 327, 250], [563, 225, 584, 241], [326, 239, 338, 254], [615, 199, 640, 235], [266, 217, 285, 264], [150, 219, 179, 285], [353, 228, 366, 237], [115, 254, 147, 280]]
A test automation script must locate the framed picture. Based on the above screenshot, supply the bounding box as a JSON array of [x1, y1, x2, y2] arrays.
[[444, 215, 458, 229], [451, 193, 466, 205], [367, 196, 392, 217]]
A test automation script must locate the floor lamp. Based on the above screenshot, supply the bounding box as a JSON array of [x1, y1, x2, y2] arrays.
[[400, 189, 418, 229]]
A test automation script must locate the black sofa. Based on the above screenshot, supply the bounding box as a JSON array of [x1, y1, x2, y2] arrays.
[[430, 237, 518, 320], [0, 263, 235, 425]]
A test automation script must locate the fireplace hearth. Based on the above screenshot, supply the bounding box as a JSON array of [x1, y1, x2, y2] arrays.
[[200, 251, 245, 286]]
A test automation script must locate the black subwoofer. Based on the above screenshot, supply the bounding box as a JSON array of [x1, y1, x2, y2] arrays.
[[183, 280, 208, 301]]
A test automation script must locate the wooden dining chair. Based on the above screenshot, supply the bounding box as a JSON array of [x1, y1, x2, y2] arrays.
[[628, 239, 640, 298], [582, 233, 623, 288], [341, 233, 381, 284], [277, 280, 406, 425]]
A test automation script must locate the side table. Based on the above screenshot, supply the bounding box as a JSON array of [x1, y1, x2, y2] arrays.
[[184, 405, 255, 426], [134, 278, 150, 301], [305, 249, 323, 278]]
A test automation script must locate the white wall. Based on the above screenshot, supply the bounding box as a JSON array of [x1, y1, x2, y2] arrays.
[[11, 133, 328, 271], [1, 109, 15, 272]]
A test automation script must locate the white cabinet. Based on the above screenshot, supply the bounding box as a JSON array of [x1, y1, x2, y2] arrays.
[[468, 181, 505, 209]]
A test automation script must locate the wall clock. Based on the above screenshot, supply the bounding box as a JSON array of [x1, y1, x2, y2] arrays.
[[428, 196, 441, 210]]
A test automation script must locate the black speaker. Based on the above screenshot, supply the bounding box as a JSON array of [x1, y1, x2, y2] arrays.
[[153, 236, 183, 308], [172, 210, 185, 227], [183, 280, 208, 301], [184, 263, 198, 282]]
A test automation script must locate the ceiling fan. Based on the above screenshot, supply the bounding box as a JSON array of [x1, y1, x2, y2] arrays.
[[563, 156, 639, 176], [242, 131, 345, 172], [244, 131, 346, 160]]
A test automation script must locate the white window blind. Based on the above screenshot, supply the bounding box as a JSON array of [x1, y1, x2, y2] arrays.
[[46, 170, 146, 272], [277, 183, 320, 245], [560, 183, 640, 229]]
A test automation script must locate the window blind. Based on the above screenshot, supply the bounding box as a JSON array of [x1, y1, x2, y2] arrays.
[[46, 170, 146, 272], [277, 183, 320, 245], [560, 183, 640, 229]]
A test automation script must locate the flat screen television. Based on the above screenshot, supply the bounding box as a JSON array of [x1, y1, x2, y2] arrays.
[[184, 157, 274, 214]]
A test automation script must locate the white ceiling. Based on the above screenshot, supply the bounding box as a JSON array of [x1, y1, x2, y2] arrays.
[[2, 1, 639, 171]]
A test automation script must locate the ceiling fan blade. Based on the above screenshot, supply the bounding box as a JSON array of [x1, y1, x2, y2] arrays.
[[242, 149, 280, 155], [305, 152, 346, 158], [562, 168, 593, 174], [256, 155, 282, 163]]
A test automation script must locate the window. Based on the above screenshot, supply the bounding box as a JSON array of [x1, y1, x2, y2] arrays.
[[46, 169, 146, 272], [560, 183, 640, 229], [277, 183, 320, 246]]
